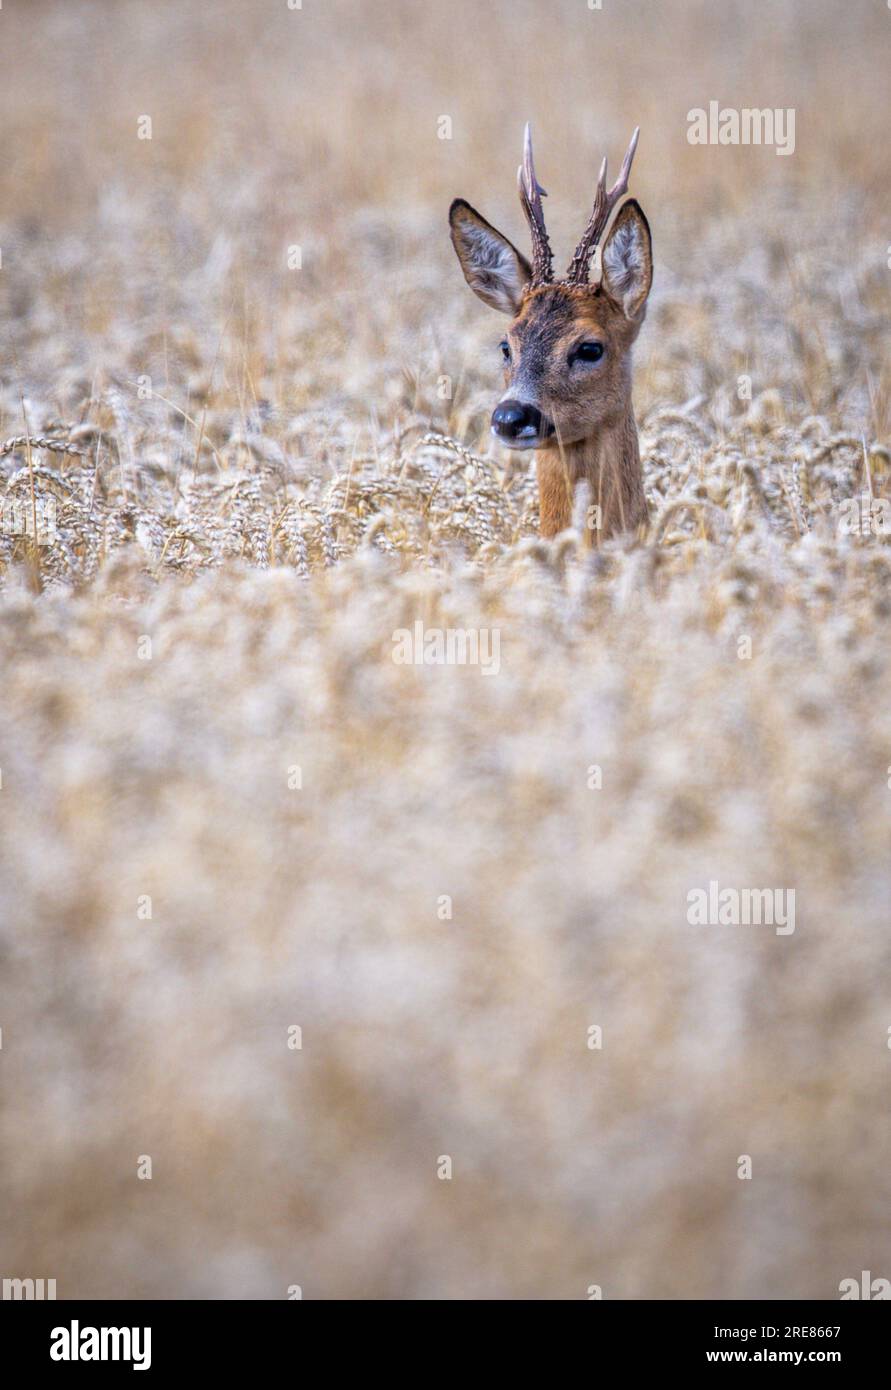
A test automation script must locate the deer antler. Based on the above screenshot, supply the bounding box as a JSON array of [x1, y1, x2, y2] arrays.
[[565, 127, 640, 285], [517, 123, 554, 287]]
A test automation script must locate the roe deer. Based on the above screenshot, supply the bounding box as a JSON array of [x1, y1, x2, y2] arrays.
[[449, 126, 652, 539]]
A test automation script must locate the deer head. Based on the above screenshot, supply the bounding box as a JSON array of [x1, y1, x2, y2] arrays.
[[449, 126, 652, 537]]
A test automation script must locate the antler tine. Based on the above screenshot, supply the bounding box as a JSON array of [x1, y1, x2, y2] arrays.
[[596, 155, 608, 200], [612, 124, 639, 200], [517, 122, 554, 286], [566, 126, 640, 285]]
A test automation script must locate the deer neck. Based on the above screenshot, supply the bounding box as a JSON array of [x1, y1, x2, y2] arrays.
[[535, 398, 646, 540]]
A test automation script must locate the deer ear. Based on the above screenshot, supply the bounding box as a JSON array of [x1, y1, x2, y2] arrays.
[[600, 200, 652, 320], [449, 199, 531, 314]]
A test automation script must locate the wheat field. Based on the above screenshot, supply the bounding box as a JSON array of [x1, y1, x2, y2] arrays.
[[1, 0, 890, 1300]]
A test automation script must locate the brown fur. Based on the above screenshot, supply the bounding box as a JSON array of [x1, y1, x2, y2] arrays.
[[449, 192, 653, 541], [535, 404, 646, 538], [504, 275, 649, 538]]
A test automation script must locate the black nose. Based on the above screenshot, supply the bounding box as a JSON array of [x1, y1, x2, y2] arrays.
[[491, 399, 545, 440]]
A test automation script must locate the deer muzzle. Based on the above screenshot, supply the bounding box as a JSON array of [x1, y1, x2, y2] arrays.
[[491, 400, 554, 449]]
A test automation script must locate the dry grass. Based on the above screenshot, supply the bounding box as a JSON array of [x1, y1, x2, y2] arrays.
[[1, 0, 891, 1299]]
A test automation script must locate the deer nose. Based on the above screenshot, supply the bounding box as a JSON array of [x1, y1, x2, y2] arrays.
[[491, 399, 545, 441]]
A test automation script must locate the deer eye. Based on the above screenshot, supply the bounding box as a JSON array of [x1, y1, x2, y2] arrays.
[[573, 341, 605, 364], [500, 340, 511, 362]]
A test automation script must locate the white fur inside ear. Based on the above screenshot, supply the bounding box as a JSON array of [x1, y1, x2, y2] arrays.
[[601, 213, 650, 317], [459, 221, 528, 313]]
